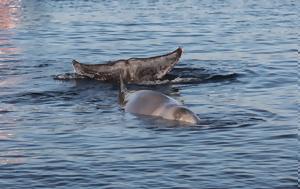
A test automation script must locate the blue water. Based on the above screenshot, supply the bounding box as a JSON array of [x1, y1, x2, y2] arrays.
[[0, 0, 298, 188]]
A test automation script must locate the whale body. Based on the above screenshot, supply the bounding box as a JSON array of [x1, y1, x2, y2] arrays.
[[119, 76, 200, 124]]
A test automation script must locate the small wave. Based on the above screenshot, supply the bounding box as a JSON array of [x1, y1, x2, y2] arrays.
[[2, 90, 80, 104], [0, 109, 12, 114], [34, 63, 51, 68], [0, 131, 14, 141], [267, 133, 297, 140]]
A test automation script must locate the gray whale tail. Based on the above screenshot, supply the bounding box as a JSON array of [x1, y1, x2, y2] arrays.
[[72, 47, 183, 83]]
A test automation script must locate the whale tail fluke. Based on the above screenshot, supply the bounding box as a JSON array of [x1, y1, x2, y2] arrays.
[[71, 48, 182, 83], [119, 75, 128, 107]]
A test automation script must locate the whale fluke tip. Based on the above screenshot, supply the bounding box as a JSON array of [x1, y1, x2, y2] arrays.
[[176, 47, 183, 56], [72, 59, 80, 66]]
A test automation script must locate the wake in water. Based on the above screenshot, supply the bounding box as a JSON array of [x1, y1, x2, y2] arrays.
[[54, 67, 239, 85]]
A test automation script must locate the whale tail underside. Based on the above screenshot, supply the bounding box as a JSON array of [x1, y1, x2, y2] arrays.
[[119, 75, 128, 107], [71, 47, 183, 83]]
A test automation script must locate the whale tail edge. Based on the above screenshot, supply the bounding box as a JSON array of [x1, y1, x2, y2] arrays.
[[119, 75, 128, 107]]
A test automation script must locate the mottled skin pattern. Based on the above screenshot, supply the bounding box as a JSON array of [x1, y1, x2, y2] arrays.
[[122, 90, 200, 125], [72, 48, 183, 83]]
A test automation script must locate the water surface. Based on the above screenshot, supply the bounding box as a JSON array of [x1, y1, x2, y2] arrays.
[[0, 0, 298, 188]]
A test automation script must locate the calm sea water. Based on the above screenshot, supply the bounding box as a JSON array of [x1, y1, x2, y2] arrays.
[[0, 0, 298, 188]]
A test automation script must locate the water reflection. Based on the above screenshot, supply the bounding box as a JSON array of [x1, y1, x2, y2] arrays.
[[0, 129, 24, 165], [0, 0, 23, 89], [0, 0, 22, 57], [0, 76, 23, 88], [0, 150, 25, 165], [0, 0, 21, 29], [0, 130, 13, 140]]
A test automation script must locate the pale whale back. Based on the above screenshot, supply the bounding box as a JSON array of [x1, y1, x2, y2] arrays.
[[119, 75, 199, 124], [125, 90, 179, 115], [122, 90, 200, 124]]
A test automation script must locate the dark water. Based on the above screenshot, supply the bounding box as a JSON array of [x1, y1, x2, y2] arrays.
[[0, 0, 298, 188]]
